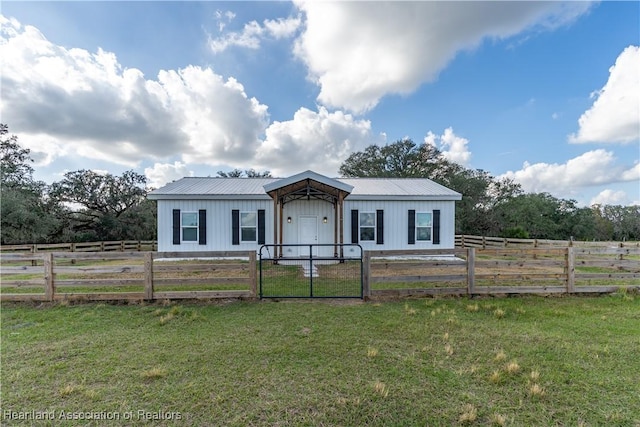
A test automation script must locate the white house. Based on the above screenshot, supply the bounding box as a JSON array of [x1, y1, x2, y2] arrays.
[[147, 170, 462, 257]]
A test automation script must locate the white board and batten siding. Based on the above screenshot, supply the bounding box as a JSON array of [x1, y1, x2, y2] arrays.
[[156, 199, 274, 253], [156, 199, 456, 253], [149, 172, 462, 254], [344, 200, 456, 250]]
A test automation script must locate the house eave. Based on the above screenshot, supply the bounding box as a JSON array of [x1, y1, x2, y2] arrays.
[[148, 194, 462, 202], [345, 195, 462, 201], [147, 194, 273, 201]]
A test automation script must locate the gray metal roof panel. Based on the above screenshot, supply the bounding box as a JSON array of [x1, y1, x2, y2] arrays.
[[339, 178, 461, 199], [148, 177, 277, 198]]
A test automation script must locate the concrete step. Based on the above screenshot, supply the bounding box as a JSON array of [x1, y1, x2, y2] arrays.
[[301, 264, 319, 278]]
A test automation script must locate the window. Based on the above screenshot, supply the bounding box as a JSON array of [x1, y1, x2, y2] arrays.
[[416, 212, 432, 241], [241, 212, 257, 242], [181, 212, 198, 242], [359, 212, 376, 241]]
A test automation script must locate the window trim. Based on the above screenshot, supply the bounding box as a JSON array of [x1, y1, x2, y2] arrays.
[[240, 211, 258, 243], [181, 211, 199, 243], [415, 211, 433, 242], [359, 211, 376, 242]]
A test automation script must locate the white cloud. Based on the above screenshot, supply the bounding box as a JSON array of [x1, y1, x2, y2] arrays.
[[292, 1, 594, 113], [570, 45, 640, 144], [0, 15, 383, 182], [500, 149, 639, 196], [209, 15, 301, 53], [264, 17, 303, 39], [255, 106, 385, 177], [424, 127, 471, 167], [0, 15, 269, 168], [157, 68, 269, 165], [144, 161, 194, 189], [215, 10, 236, 32], [590, 189, 629, 206], [622, 162, 640, 181]]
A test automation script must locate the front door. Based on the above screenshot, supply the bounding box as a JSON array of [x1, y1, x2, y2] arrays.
[[298, 215, 318, 256]]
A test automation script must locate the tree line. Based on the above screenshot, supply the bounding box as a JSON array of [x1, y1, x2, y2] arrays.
[[339, 139, 639, 241], [1, 124, 156, 244], [1, 125, 638, 245]]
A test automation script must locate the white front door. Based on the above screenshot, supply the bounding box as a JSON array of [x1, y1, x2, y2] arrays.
[[298, 215, 318, 256]]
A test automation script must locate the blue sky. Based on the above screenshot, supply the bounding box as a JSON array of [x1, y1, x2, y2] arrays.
[[1, 1, 638, 206]]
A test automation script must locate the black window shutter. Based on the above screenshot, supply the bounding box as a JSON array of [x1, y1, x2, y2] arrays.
[[376, 210, 384, 245], [433, 209, 441, 245], [231, 210, 240, 245], [257, 209, 266, 245], [172, 209, 181, 245], [351, 209, 359, 243], [198, 209, 207, 245], [408, 210, 415, 245]]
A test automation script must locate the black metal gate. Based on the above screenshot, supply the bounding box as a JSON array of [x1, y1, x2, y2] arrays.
[[259, 244, 363, 298]]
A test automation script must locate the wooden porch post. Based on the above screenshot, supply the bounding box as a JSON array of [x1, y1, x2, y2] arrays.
[[334, 196, 338, 257], [272, 195, 278, 258], [339, 192, 345, 258], [279, 197, 284, 258]]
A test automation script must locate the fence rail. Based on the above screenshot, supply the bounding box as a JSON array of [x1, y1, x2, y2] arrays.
[[2, 236, 637, 254], [456, 234, 639, 249], [0, 240, 158, 253]]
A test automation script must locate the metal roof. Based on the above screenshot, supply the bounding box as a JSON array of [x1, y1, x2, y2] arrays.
[[339, 178, 460, 198], [148, 174, 461, 201], [148, 177, 277, 200]]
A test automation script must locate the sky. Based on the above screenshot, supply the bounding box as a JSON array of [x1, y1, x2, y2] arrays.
[[1, 1, 639, 207]]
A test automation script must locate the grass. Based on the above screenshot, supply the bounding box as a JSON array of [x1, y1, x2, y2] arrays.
[[2, 295, 640, 426]]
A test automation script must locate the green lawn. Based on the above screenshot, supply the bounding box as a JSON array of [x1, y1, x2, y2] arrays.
[[2, 295, 639, 426]]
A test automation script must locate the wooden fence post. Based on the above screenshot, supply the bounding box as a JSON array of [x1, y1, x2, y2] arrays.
[[466, 247, 475, 297], [249, 251, 257, 298], [565, 247, 575, 293], [144, 252, 154, 300], [44, 252, 54, 301], [362, 252, 371, 299]]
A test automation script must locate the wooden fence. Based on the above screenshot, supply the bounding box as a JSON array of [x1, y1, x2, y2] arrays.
[[456, 234, 639, 249], [0, 240, 157, 254], [0, 251, 256, 302], [1, 236, 637, 254], [1, 246, 638, 302], [363, 246, 640, 298]]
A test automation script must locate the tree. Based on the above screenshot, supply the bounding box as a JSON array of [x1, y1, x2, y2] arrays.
[[1, 124, 61, 244], [339, 139, 525, 235], [339, 139, 454, 178], [217, 168, 272, 178], [1, 124, 35, 188], [593, 204, 640, 241], [49, 170, 153, 240], [491, 193, 599, 240]]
